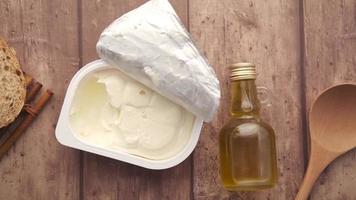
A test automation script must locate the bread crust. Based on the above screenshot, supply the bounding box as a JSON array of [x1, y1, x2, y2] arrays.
[[0, 37, 26, 128]]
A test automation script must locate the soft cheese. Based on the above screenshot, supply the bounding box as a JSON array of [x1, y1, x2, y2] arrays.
[[69, 68, 195, 160], [97, 0, 220, 122]]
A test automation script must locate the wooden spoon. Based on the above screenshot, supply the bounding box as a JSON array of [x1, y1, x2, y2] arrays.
[[295, 84, 356, 200]]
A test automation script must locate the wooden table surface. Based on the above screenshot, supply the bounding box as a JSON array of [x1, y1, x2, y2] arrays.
[[0, 0, 355, 199]]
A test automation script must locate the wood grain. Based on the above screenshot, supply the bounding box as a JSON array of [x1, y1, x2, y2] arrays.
[[190, 0, 305, 199], [0, 0, 80, 199], [303, 0, 356, 199], [0, 0, 355, 199], [80, 1, 192, 199]]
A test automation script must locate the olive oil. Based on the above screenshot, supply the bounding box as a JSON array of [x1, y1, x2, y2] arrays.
[[219, 63, 277, 191]]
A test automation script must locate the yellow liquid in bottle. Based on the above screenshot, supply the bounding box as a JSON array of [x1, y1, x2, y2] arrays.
[[220, 119, 277, 190], [219, 79, 277, 191]]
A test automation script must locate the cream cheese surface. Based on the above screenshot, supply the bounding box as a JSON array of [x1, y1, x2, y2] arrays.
[[70, 68, 195, 160]]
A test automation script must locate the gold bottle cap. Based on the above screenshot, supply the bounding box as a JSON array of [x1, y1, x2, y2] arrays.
[[229, 62, 256, 81]]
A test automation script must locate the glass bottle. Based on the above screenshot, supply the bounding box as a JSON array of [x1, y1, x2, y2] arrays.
[[219, 63, 277, 191]]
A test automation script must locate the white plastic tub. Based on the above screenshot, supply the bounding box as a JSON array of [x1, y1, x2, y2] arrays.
[[55, 59, 203, 170]]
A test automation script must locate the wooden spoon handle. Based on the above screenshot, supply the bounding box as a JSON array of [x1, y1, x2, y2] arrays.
[[295, 159, 325, 200], [295, 146, 338, 200]]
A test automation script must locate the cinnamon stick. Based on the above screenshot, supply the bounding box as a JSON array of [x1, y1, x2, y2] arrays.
[[25, 74, 33, 87], [0, 90, 53, 160], [26, 81, 43, 102]]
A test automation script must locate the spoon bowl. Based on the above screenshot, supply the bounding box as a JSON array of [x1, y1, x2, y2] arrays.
[[309, 84, 356, 152], [296, 84, 356, 200]]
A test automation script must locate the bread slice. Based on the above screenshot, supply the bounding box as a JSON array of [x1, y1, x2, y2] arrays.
[[0, 37, 26, 128]]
